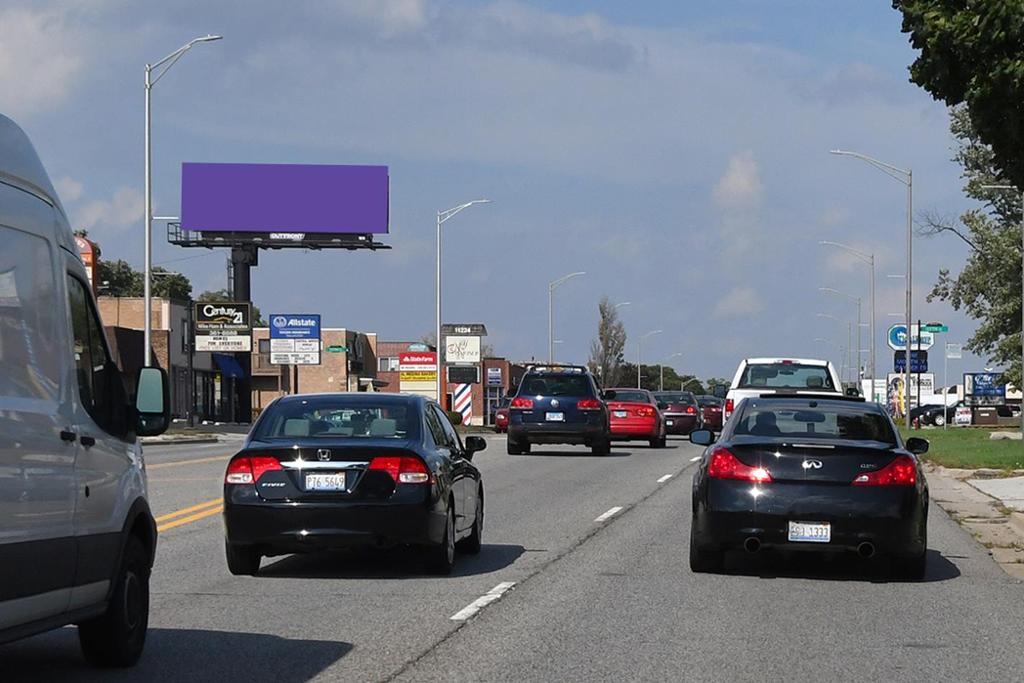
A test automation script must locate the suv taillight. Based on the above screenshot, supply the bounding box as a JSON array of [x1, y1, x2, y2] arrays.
[[369, 456, 432, 484], [852, 455, 916, 486], [510, 397, 534, 409], [707, 446, 771, 483], [225, 456, 282, 484], [577, 398, 601, 410]]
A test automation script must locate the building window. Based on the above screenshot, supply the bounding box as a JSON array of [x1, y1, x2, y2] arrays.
[[378, 357, 399, 372]]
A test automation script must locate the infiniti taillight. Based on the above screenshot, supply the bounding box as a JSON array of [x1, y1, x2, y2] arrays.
[[369, 456, 432, 484], [510, 397, 534, 409], [707, 446, 771, 483], [577, 398, 601, 410], [225, 456, 282, 484], [852, 455, 916, 486]]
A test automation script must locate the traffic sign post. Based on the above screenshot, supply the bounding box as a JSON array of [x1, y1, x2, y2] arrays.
[[944, 342, 961, 431]]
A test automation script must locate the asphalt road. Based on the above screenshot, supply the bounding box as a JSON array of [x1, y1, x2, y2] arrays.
[[4, 434, 1023, 682]]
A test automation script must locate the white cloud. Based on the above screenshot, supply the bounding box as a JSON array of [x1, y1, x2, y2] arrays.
[[73, 186, 144, 234], [0, 7, 84, 117], [54, 176, 84, 203], [328, 0, 429, 37], [713, 151, 762, 209], [714, 287, 762, 319]]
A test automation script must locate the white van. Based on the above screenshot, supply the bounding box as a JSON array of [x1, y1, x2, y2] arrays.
[[0, 114, 170, 666]]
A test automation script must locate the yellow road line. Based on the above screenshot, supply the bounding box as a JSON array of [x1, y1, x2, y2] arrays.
[[157, 505, 223, 532], [148, 454, 231, 470], [154, 497, 222, 523]]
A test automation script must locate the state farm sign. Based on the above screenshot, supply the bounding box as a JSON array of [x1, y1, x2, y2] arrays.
[[399, 351, 437, 383]]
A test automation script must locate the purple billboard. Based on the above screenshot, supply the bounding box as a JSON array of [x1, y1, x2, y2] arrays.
[[181, 162, 388, 234]]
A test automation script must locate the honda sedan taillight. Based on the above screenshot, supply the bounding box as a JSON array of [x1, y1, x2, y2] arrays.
[[369, 456, 432, 484], [225, 456, 282, 484]]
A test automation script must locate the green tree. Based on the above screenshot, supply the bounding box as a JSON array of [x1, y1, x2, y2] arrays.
[[893, 0, 1024, 188], [587, 297, 627, 387], [920, 107, 1022, 388], [96, 259, 144, 296], [151, 268, 192, 301]]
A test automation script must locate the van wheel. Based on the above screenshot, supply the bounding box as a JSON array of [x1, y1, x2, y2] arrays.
[[225, 542, 262, 576], [78, 536, 149, 667]]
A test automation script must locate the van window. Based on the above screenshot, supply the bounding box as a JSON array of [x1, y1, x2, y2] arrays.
[[0, 226, 61, 401], [68, 275, 122, 435]]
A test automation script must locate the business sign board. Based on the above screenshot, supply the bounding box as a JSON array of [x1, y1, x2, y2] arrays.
[[269, 314, 321, 365], [194, 302, 252, 352], [181, 163, 389, 236], [887, 373, 935, 410], [487, 367, 503, 386], [946, 343, 963, 359], [894, 350, 928, 373], [448, 366, 480, 384], [887, 324, 934, 351], [445, 336, 481, 364], [399, 352, 437, 383], [441, 323, 488, 336], [955, 406, 973, 425], [964, 372, 1006, 406]]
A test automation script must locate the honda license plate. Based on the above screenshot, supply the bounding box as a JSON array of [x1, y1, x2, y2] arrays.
[[305, 472, 346, 491], [788, 521, 831, 543], [546, 412, 564, 422], [614, 410, 628, 418]]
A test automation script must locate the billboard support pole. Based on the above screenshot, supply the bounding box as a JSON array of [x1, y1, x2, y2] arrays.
[[231, 245, 257, 422], [187, 297, 196, 427]]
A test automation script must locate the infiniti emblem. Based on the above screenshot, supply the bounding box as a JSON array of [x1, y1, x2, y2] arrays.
[[551, 399, 559, 408], [317, 449, 331, 462], [802, 459, 823, 470]]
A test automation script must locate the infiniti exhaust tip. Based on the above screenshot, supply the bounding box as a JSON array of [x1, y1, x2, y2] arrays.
[[857, 542, 875, 559], [743, 537, 761, 554]]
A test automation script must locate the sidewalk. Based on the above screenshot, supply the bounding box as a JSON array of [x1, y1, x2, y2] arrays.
[[927, 464, 1024, 580]]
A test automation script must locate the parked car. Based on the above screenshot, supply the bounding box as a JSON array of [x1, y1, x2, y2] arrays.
[[696, 395, 724, 431], [653, 391, 703, 435], [0, 114, 171, 665], [723, 357, 843, 423], [606, 388, 668, 448], [494, 397, 510, 433], [506, 365, 611, 455], [688, 394, 929, 579], [223, 393, 485, 575]]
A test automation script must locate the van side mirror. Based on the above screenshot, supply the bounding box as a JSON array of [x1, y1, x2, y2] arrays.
[[690, 429, 715, 446], [134, 367, 170, 437]]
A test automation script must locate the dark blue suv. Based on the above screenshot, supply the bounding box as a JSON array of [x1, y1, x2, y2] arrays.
[[506, 366, 611, 455]]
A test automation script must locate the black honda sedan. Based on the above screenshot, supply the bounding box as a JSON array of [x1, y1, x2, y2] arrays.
[[223, 393, 485, 575], [688, 394, 929, 579]]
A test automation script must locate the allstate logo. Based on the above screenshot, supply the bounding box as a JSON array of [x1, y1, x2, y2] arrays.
[[272, 316, 288, 328]]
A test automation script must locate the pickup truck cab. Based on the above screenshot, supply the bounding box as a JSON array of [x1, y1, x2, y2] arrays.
[[723, 358, 843, 423]]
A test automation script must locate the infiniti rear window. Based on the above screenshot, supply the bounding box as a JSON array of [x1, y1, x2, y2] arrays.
[[734, 403, 896, 445]]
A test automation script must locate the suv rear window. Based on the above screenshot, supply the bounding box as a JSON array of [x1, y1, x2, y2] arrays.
[[737, 363, 835, 391], [520, 374, 593, 397]]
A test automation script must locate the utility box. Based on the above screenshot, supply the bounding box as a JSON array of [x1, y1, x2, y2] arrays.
[[973, 407, 999, 426]]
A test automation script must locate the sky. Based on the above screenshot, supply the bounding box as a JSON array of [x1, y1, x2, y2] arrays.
[[0, 0, 995, 382]]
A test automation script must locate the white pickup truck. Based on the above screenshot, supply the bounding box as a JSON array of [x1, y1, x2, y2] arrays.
[[723, 358, 844, 423]]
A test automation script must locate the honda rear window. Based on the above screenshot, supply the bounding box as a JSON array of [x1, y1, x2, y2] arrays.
[[734, 404, 895, 444], [520, 375, 593, 397], [254, 398, 417, 439], [737, 363, 835, 391], [611, 390, 651, 403]]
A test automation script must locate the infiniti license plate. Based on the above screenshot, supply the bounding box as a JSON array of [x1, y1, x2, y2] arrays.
[[305, 472, 346, 491], [546, 412, 564, 422], [788, 521, 831, 543]]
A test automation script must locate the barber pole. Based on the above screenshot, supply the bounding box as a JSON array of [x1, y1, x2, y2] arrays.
[[453, 383, 473, 425]]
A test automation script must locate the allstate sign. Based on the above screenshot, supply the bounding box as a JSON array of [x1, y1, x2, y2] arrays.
[[270, 313, 321, 340], [887, 324, 934, 351]]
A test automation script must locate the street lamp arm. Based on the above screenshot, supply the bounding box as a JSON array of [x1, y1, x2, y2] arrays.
[[150, 35, 223, 85], [819, 287, 859, 304], [819, 241, 872, 264], [830, 149, 910, 184], [439, 199, 491, 224], [549, 271, 586, 290]]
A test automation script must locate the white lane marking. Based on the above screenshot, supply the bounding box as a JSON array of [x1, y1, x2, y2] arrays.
[[657, 474, 673, 483], [594, 506, 623, 523], [690, 456, 701, 462], [450, 582, 516, 621]]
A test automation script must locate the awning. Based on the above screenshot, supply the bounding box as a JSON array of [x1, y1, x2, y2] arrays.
[[212, 353, 246, 379]]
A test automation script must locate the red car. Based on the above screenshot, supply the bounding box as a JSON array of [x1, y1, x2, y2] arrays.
[[493, 397, 510, 433], [654, 391, 702, 435], [696, 395, 724, 431], [605, 388, 667, 448]]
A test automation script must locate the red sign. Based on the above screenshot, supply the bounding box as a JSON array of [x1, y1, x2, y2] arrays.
[[399, 352, 437, 368], [74, 236, 98, 294]]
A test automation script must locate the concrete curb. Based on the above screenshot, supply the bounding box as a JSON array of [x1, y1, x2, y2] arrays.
[[926, 464, 1024, 580], [140, 436, 221, 445]]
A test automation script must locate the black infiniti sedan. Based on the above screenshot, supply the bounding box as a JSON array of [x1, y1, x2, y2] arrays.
[[688, 394, 929, 579], [223, 393, 485, 575]]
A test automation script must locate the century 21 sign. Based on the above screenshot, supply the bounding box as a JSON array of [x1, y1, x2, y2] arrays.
[[195, 302, 252, 332]]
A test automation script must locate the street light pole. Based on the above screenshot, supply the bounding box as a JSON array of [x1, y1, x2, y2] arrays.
[[820, 241, 876, 392], [435, 199, 491, 406], [820, 287, 862, 387], [143, 34, 222, 367], [638, 329, 662, 389], [548, 272, 585, 363], [980, 184, 1024, 437], [831, 150, 913, 427], [660, 351, 683, 392]]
